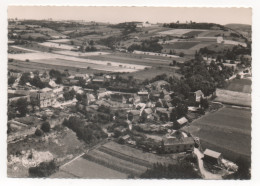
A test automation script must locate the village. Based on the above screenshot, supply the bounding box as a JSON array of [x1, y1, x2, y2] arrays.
[[7, 14, 252, 179], [8, 65, 247, 179]]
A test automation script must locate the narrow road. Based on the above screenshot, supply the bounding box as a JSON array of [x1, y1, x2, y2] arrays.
[[194, 148, 222, 180]]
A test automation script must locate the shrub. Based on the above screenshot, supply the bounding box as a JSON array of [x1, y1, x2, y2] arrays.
[[41, 122, 50, 133], [42, 114, 48, 121], [29, 160, 59, 177], [35, 128, 44, 136]]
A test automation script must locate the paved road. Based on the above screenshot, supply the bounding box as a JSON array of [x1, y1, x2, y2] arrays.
[[194, 148, 222, 180]]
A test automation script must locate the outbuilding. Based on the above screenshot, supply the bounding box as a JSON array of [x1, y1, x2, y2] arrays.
[[203, 149, 222, 165]]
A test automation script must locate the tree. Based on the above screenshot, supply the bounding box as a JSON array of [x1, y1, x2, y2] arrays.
[[176, 103, 188, 118], [55, 76, 62, 84], [76, 93, 83, 102], [8, 76, 16, 85], [29, 160, 59, 177], [42, 114, 48, 121], [170, 109, 177, 122], [16, 98, 28, 117], [30, 76, 46, 89], [63, 89, 76, 101], [41, 122, 50, 133], [179, 52, 185, 57], [19, 72, 30, 85], [232, 157, 251, 179], [200, 98, 209, 109], [35, 128, 44, 136]]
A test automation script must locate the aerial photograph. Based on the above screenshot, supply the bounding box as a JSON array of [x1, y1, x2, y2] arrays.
[[7, 7, 251, 179]]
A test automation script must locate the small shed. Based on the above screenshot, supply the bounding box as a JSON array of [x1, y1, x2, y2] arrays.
[[176, 117, 188, 127], [203, 149, 222, 165]]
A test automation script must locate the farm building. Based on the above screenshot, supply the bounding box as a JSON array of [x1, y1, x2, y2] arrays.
[[9, 71, 21, 78], [203, 149, 223, 165], [150, 80, 170, 91], [156, 107, 171, 121], [110, 93, 128, 104], [75, 73, 90, 80], [138, 91, 149, 102], [30, 91, 56, 108], [127, 110, 141, 122], [175, 117, 188, 128], [8, 93, 30, 104], [163, 137, 195, 153], [189, 90, 204, 103], [92, 76, 105, 83]]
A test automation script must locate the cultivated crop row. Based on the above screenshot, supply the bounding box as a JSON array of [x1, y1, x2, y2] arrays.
[[98, 146, 152, 168], [84, 149, 148, 176]]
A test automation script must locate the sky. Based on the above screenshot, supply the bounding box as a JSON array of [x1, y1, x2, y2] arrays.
[[8, 6, 252, 25]]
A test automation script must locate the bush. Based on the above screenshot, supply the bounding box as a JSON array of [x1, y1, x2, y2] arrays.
[[42, 114, 48, 121], [35, 128, 43, 136], [41, 122, 50, 133], [118, 137, 125, 144], [29, 160, 59, 177]]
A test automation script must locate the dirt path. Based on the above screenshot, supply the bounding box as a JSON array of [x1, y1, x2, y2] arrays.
[[194, 148, 222, 180]]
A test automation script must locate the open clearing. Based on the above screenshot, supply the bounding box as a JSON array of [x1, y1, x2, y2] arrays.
[[185, 106, 251, 162]]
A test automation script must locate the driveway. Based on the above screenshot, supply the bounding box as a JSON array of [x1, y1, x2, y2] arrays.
[[194, 148, 222, 180]]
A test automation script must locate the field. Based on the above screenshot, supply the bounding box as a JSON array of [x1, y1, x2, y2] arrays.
[[8, 60, 105, 75], [51, 156, 128, 178], [120, 66, 181, 80], [51, 141, 176, 178], [163, 42, 200, 49], [225, 78, 251, 93], [215, 89, 251, 107], [38, 42, 76, 50], [8, 48, 149, 72], [20, 33, 49, 40], [185, 106, 251, 163], [53, 50, 110, 57], [158, 29, 207, 36], [87, 53, 174, 67], [183, 30, 204, 37]]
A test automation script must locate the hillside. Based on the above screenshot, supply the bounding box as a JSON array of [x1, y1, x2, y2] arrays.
[[225, 24, 251, 32]]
